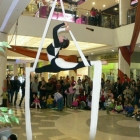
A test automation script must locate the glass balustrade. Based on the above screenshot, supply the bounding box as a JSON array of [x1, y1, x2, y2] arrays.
[[22, 3, 120, 29]]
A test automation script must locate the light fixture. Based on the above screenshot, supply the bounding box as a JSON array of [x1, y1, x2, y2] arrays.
[[103, 5, 106, 7], [92, 2, 95, 5], [112, 50, 114, 52], [114, 0, 119, 3], [114, 8, 118, 11], [91, 53, 94, 55]]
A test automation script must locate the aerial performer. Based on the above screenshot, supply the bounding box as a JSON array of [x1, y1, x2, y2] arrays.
[[35, 22, 107, 73], [25, 1, 107, 140]]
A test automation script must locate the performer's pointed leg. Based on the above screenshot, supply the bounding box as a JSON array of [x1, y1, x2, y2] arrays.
[[35, 64, 60, 73]]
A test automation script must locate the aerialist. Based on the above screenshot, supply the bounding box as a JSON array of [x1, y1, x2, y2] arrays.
[[35, 22, 106, 73]]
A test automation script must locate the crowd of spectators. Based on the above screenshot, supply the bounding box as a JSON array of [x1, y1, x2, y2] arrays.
[[3, 73, 140, 122], [29, 75, 92, 111], [100, 74, 140, 122]]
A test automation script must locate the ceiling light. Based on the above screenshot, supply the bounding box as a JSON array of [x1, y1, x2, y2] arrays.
[[92, 2, 95, 5], [114, 0, 119, 3], [103, 5, 106, 7], [114, 8, 118, 11], [112, 50, 114, 52], [91, 53, 94, 55]]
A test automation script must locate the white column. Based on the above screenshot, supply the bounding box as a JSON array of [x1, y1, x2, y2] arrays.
[[42, 61, 48, 82], [0, 33, 7, 103], [14, 64, 18, 76], [119, 0, 130, 26]]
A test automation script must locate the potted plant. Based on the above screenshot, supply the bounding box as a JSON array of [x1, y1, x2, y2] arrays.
[[0, 107, 19, 138], [0, 42, 18, 138]]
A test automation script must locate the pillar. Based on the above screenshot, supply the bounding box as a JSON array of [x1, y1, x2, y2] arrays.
[[0, 33, 7, 102], [119, 0, 130, 26], [118, 47, 131, 82], [42, 61, 48, 82], [14, 64, 18, 76]]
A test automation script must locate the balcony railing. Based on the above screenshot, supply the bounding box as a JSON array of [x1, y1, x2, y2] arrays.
[[22, 3, 120, 29]]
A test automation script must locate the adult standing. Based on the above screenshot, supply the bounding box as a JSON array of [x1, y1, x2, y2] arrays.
[[46, 78, 54, 98], [38, 77, 46, 95], [19, 80, 25, 107], [31, 77, 39, 104], [90, 7, 96, 26], [6, 76, 13, 103], [39, 80, 47, 98], [66, 82, 75, 108], [61, 80, 69, 107], [12, 76, 21, 105], [74, 81, 84, 99]]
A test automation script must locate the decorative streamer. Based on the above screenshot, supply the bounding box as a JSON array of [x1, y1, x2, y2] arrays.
[[89, 61, 102, 140], [25, 0, 57, 140]]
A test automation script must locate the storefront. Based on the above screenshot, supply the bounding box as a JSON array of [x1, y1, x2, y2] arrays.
[[88, 52, 140, 82]]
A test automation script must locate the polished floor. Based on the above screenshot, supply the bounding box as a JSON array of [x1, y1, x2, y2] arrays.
[[9, 101, 140, 140]]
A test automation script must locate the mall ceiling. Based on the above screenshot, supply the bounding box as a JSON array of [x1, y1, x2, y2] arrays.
[[1, 0, 140, 63]]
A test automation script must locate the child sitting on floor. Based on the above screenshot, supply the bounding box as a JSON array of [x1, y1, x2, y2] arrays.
[[31, 95, 41, 109], [40, 96, 46, 108], [131, 104, 139, 117], [54, 90, 63, 111], [1, 87, 8, 107], [104, 96, 114, 114], [84, 95, 92, 110], [124, 103, 134, 117], [115, 101, 123, 113], [71, 99, 79, 109], [47, 95, 54, 108]]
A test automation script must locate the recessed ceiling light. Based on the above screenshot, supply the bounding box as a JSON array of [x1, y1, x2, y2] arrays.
[[91, 53, 94, 55], [103, 5, 106, 7], [92, 2, 95, 5], [112, 50, 114, 52]]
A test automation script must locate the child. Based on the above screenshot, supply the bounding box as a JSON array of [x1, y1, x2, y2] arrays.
[[115, 101, 123, 113], [71, 99, 79, 109], [99, 88, 106, 110], [40, 96, 46, 108], [104, 96, 114, 114], [54, 90, 63, 111], [47, 95, 54, 108], [125, 103, 134, 117], [1, 87, 8, 107], [131, 104, 139, 117], [8, 134, 17, 140], [31, 95, 41, 109], [84, 95, 92, 110]]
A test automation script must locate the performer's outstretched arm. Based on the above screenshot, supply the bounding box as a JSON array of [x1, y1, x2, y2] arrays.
[[53, 23, 66, 47]]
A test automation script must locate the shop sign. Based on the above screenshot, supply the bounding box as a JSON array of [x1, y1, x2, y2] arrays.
[[100, 54, 118, 60]]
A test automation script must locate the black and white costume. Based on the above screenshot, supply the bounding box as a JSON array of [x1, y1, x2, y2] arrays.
[[35, 23, 91, 73]]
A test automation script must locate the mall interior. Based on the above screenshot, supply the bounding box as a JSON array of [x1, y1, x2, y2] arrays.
[[0, 0, 140, 140]]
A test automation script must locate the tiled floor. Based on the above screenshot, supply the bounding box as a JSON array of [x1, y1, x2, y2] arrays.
[[8, 104, 140, 140], [2, 92, 140, 140]]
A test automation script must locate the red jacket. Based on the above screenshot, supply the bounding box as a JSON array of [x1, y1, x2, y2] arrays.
[[78, 95, 86, 102]]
